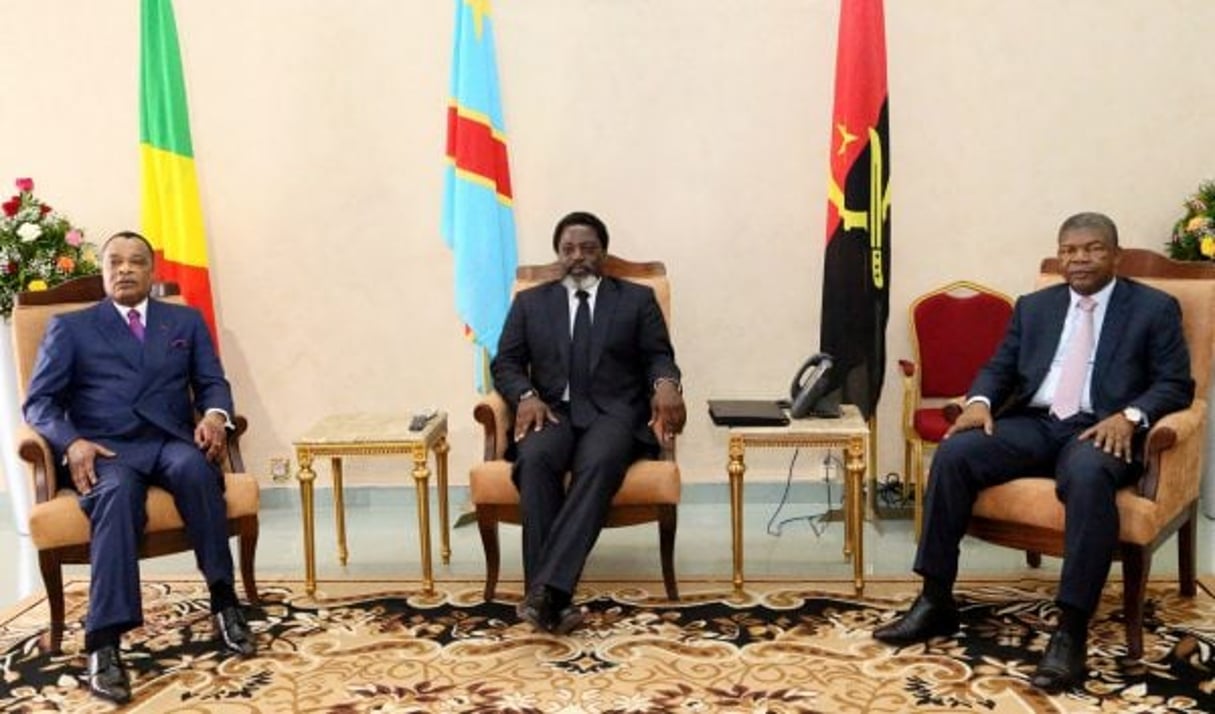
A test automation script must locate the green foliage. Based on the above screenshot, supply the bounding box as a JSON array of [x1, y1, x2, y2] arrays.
[[0, 178, 100, 319], [1166, 179, 1215, 262]]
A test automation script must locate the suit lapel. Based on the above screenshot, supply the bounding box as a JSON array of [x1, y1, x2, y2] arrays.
[[93, 301, 143, 371], [589, 277, 618, 375], [142, 300, 172, 377], [1092, 279, 1131, 389], [545, 282, 571, 369], [1028, 286, 1071, 392]]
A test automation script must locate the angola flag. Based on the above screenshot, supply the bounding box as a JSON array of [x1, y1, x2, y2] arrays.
[[441, 0, 517, 393], [820, 0, 891, 420], [140, 0, 219, 345]]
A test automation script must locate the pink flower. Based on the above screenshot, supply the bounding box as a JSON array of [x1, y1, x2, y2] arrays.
[[15, 178, 34, 193], [65, 229, 84, 247]]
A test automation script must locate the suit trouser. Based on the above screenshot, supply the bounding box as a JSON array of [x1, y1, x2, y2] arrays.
[[914, 411, 1141, 616], [512, 411, 637, 594], [79, 437, 234, 634]]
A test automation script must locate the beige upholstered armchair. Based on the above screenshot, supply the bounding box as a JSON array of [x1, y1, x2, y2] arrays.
[[963, 249, 1214, 660], [11, 275, 260, 652], [468, 255, 681, 602]]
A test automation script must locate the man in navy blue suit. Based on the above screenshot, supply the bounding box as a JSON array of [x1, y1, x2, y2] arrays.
[[873, 213, 1194, 691], [23, 231, 256, 704], [492, 211, 685, 634]]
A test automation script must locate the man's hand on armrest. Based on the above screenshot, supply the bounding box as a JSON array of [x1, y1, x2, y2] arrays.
[[944, 399, 993, 438], [194, 411, 229, 463], [649, 380, 686, 444]]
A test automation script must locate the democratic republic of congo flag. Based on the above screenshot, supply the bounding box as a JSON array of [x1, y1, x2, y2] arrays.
[[140, 0, 219, 346], [820, 0, 891, 420], [441, 0, 517, 393]]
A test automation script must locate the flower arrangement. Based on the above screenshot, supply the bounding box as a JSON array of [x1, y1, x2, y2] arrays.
[[0, 178, 99, 319], [1167, 179, 1215, 262]]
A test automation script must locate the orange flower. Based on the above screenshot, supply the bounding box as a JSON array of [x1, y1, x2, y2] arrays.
[[56, 255, 76, 272]]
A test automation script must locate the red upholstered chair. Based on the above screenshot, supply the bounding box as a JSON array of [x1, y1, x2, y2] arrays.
[[899, 280, 1013, 540]]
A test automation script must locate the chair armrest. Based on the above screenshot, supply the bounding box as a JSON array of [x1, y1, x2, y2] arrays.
[[941, 399, 965, 424], [1138, 397, 1205, 506], [899, 360, 920, 438], [224, 414, 249, 473], [473, 391, 512, 460], [16, 423, 57, 502], [472, 391, 678, 462]]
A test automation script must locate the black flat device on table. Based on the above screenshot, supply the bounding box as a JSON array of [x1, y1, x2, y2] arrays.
[[707, 399, 790, 427]]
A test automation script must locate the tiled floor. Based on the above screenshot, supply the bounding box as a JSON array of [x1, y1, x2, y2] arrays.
[[1, 483, 1212, 612]]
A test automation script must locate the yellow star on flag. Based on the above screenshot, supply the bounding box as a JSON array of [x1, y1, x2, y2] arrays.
[[836, 122, 857, 155]]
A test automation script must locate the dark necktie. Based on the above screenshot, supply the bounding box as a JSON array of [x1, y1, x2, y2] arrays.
[[569, 289, 594, 428], [127, 309, 145, 342]]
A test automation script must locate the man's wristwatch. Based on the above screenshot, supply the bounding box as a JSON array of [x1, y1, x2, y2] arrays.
[[653, 377, 682, 394], [1122, 406, 1145, 428]]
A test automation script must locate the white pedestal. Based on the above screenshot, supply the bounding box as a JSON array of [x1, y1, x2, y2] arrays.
[[0, 324, 31, 535]]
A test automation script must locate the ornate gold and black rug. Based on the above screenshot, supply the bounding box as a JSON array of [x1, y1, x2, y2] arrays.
[[0, 578, 1212, 712]]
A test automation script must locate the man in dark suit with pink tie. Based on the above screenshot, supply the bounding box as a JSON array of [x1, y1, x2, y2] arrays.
[[492, 211, 685, 634], [23, 231, 255, 704], [874, 212, 1194, 692]]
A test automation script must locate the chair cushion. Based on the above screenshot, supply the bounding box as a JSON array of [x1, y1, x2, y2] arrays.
[[972, 478, 1165, 546], [912, 407, 952, 443], [28, 472, 260, 550], [470, 459, 681, 506]]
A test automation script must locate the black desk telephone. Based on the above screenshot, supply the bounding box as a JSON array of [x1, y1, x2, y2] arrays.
[[789, 352, 841, 418]]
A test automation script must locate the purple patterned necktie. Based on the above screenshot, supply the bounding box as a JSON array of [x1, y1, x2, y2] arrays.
[[127, 309, 145, 342], [1051, 296, 1096, 419]]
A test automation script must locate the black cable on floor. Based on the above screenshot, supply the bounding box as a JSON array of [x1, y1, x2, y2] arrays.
[[766, 449, 842, 538]]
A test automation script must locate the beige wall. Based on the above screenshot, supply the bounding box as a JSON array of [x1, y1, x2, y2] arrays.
[[2, 1, 1213, 492]]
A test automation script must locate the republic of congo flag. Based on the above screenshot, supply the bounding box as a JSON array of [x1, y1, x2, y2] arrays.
[[140, 0, 218, 345], [441, 0, 517, 393], [820, 0, 891, 420]]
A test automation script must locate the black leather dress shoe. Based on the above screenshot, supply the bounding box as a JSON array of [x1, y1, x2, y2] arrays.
[[873, 595, 960, 645], [516, 589, 550, 633], [88, 645, 131, 704], [1031, 629, 1087, 693], [549, 605, 585, 636], [214, 606, 257, 657]]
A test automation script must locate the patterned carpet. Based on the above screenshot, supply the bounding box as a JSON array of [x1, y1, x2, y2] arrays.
[[0, 577, 1212, 713]]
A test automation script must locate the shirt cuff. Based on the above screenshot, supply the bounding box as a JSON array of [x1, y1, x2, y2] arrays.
[[965, 396, 991, 409]]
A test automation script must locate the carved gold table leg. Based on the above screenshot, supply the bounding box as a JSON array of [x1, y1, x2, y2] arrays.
[[727, 435, 746, 598], [296, 448, 317, 597], [847, 436, 866, 594], [411, 443, 435, 594], [331, 457, 349, 566], [434, 436, 451, 565]]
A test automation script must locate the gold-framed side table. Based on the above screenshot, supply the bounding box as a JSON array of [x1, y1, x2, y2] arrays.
[[293, 412, 450, 597], [724, 404, 869, 596]]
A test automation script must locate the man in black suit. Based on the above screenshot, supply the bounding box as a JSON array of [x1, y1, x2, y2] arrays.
[[874, 213, 1193, 692], [492, 211, 685, 634], [23, 232, 256, 704]]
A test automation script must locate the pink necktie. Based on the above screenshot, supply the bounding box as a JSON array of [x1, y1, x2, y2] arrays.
[[1051, 297, 1096, 419], [127, 309, 145, 342]]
